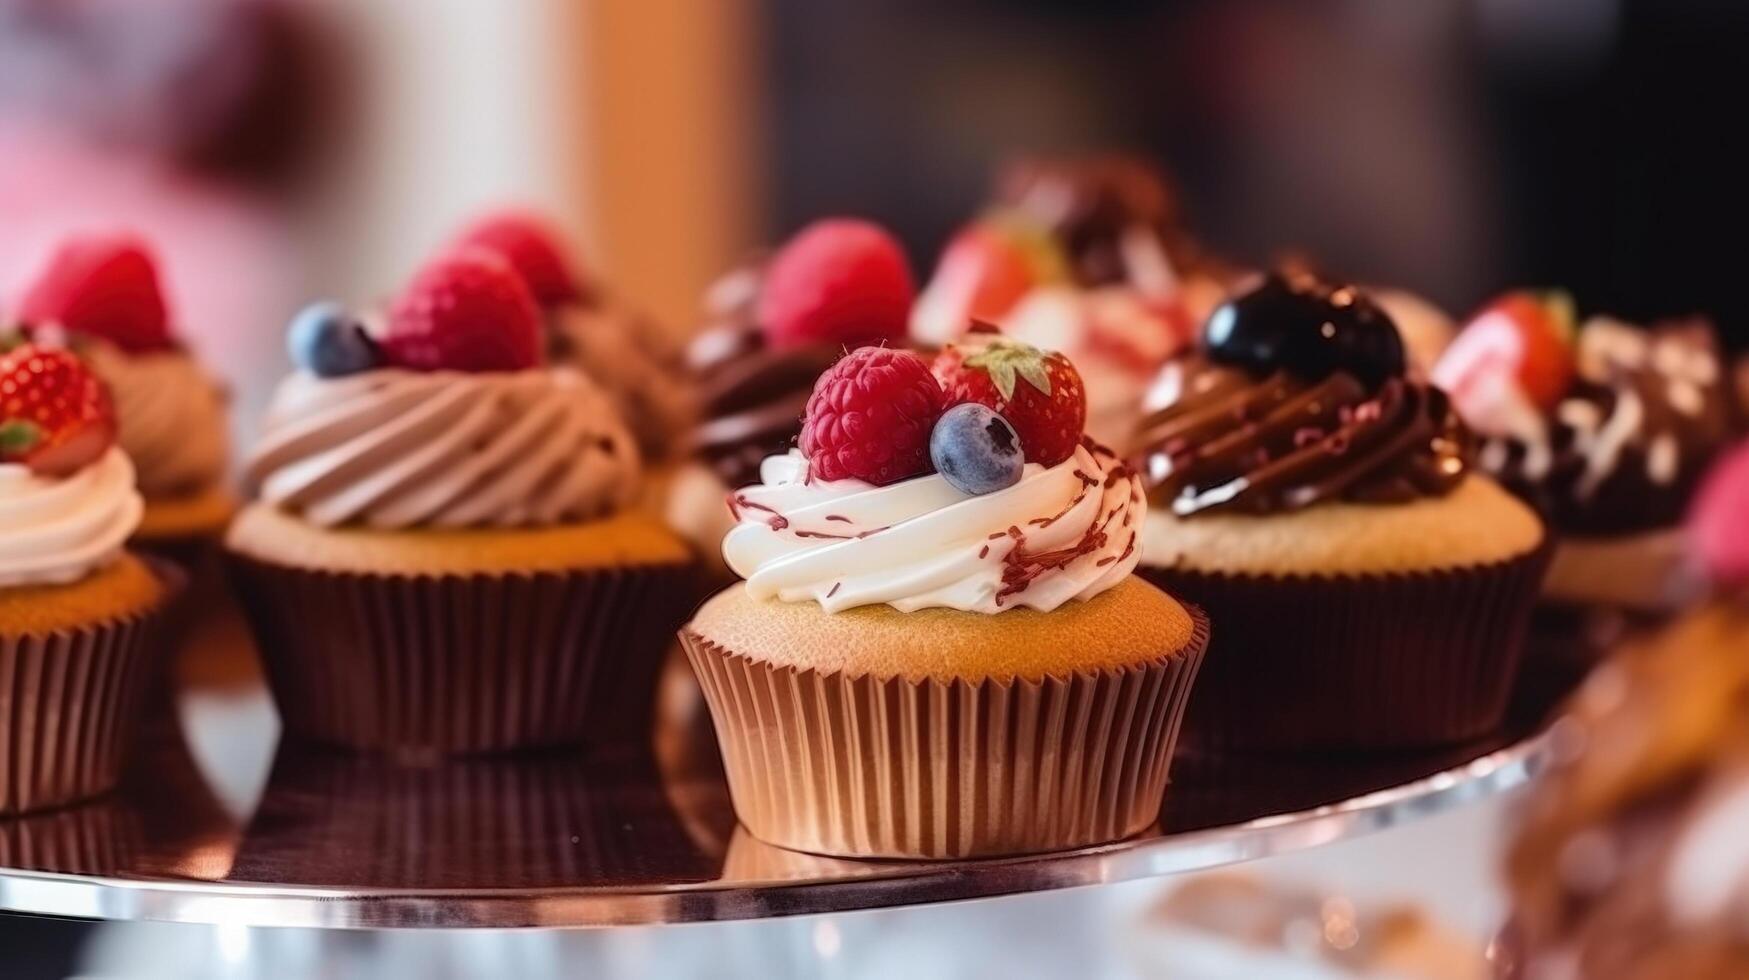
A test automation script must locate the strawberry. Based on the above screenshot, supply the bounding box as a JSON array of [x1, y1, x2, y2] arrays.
[[0, 345, 117, 477], [454, 210, 586, 307], [1433, 290, 1577, 414], [911, 216, 1067, 345], [933, 335, 1086, 466], [757, 218, 915, 350], [383, 250, 544, 372], [800, 346, 946, 484], [17, 234, 174, 353]]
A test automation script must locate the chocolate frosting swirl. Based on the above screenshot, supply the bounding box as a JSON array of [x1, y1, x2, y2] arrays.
[[685, 262, 838, 489], [1131, 273, 1471, 517]]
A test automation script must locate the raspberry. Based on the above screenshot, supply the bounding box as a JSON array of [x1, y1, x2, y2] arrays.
[[800, 347, 945, 484], [454, 210, 586, 307], [383, 250, 544, 372], [757, 218, 915, 350], [18, 233, 173, 353], [933, 335, 1087, 466]]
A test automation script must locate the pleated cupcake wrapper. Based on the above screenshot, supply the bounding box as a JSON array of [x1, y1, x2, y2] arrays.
[[228, 553, 696, 755], [1138, 542, 1550, 754], [681, 609, 1209, 860], [0, 562, 182, 816], [233, 746, 709, 888]]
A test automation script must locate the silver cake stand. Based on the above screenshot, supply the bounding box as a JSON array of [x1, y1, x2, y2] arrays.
[[0, 609, 1558, 931]]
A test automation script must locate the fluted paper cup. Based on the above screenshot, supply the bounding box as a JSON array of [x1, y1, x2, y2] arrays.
[[229, 555, 695, 755], [1138, 542, 1550, 753], [0, 563, 181, 816], [681, 609, 1209, 860]]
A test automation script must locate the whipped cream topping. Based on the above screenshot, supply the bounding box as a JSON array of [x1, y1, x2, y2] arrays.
[[723, 440, 1144, 614], [0, 448, 143, 589], [245, 367, 641, 529], [85, 342, 229, 498]]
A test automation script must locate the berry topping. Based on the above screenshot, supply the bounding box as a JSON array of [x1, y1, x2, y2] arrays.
[[1432, 289, 1577, 412], [18, 234, 173, 353], [930, 403, 1024, 496], [912, 217, 1066, 344], [383, 250, 544, 372], [1688, 439, 1749, 589], [933, 334, 1086, 467], [454, 210, 585, 308], [757, 218, 915, 351], [799, 346, 945, 485], [288, 302, 380, 377], [1204, 272, 1405, 388], [0, 345, 117, 477]]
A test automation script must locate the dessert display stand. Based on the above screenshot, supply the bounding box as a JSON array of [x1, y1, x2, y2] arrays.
[[0, 608, 1559, 931]]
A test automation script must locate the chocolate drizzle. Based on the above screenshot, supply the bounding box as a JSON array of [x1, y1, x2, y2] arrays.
[[1131, 273, 1470, 517]]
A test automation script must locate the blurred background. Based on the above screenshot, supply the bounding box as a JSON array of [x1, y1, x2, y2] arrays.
[[1, 0, 1745, 976], [2, 0, 1745, 434]]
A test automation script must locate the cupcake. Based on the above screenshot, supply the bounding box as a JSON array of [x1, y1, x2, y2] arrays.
[[682, 342, 1209, 859], [450, 210, 694, 467], [1130, 271, 1548, 753], [0, 343, 176, 813], [1433, 297, 1738, 702], [226, 249, 694, 754], [666, 218, 917, 577], [1502, 441, 1749, 979], [911, 157, 1227, 446], [14, 233, 233, 559]]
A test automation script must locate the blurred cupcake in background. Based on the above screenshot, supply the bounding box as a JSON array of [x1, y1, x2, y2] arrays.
[[667, 217, 916, 579], [450, 210, 694, 469], [1131, 271, 1548, 752], [0, 343, 177, 813], [12, 233, 233, 559], [226, 248, 693, 755], [1433, 295, 1739, 707], [912, 155, 1223, 446], [1502, 439, 1749, 979]]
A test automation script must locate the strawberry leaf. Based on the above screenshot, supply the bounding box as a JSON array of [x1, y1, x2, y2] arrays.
[[964, 338, 1053, 401], [0, 420, 42, 456]]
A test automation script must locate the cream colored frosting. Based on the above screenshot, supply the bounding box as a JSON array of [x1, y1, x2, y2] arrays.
[[244, 367, 641, 529], [0, 448, 143, 589], [552, 305, 694, 461], [83, 342, 228, 498], [723, 441, 1144, 614]]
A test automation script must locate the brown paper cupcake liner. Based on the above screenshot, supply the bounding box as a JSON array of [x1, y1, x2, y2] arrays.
[[681, 608, 1209, 860], [1138, 543, 1550, 754], [228, 554, 697, 755], [0, 562, 182, 816]]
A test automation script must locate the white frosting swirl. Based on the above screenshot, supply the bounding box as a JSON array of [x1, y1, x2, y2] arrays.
[[245, 367, 641, 529], [723, 441, 1144, 614], [0, 448, 144, 589], [85, 343, 229, 498]]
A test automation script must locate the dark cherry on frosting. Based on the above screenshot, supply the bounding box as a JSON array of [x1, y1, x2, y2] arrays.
[[1132, 272, 1468, 517], [1204, 271, 1406, 388]]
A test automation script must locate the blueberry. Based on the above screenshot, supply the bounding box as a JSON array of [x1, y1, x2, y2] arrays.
[[1204, 272, 1405, 387], [288, 302, 380, 377], [930, 403, 1025, 496]]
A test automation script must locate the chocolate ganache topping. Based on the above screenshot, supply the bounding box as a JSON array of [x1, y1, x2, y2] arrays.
[[1132, 273, 1470, 516], [687, 261, 840, 489]]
